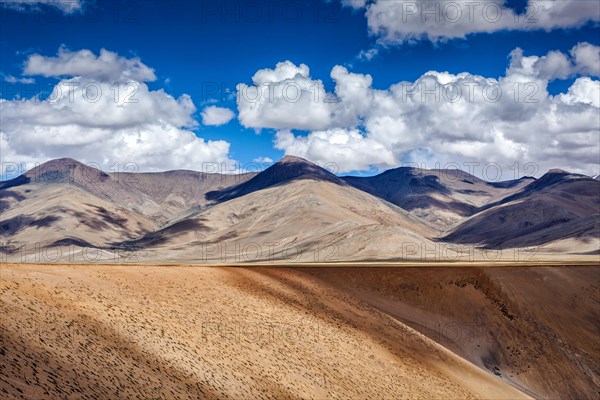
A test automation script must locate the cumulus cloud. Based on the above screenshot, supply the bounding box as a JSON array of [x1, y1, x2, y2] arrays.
[[24, 48, 157, 82], [349, 0, 600, 44], [0, 0, 83, 13], [237, 61, 377, 131], [557, 77, 600, 107], [507, 43, 600, 80], [237, 61, 337, 131], [571, 42, 600, 77], [275, 129, 396, 172], [1, 48, 234, 172], [239, 44, 600, 176], [201, 106, 235, 126]]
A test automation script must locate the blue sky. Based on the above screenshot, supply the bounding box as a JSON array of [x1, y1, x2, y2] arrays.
[[1, 0, 599, 178]]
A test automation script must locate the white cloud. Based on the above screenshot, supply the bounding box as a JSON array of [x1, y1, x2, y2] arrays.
[[557, 77, 600, 107], [24, 47, 156, 82], [237, 61, 337, 131], [341, 0, 366, 10], [240, 44, 600, 176], [201, 106, 235, 126], [571, 42, 600, 77], [1, 74, 35, 84], [1, 48, 234, 172], [507, 43, 600, 80], [253, 156, 273, 163], [357, 48, 379, 61], [236, 61, 377, 131], [359, 0, 600, 44], [0, 0, 81, 13], [0, 0, 83, 13], [275, 128, 396, 172]]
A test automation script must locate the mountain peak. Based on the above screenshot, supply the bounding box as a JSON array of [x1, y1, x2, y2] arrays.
[[547, 168, 570, 175], [27, 158, 110, 183], [279, 155, 312, 164], [0, 158, 110, 190], [541, 168, 597, 181], [30, 157, 86, 171], [206, 155, 344, 202]]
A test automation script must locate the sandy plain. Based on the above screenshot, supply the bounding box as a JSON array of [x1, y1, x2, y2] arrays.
[[1, 262, 598, 399]]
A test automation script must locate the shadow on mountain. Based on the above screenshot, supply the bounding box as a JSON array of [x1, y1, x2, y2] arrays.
[[396, 195, 477, 216], [119, 217, 210, 248], [343, 167, 451, 200], [444, 171, 600, 248], [0, 175, 31, 190], [49, 237, 98, 248], [480, 169, 594, 212], [207, 155, 346, 202], [0, 190, 26, 212], [488, 177, 535, 189], [343, 168, 537, 224], [87, 204, 129, 229], [0, 305, 227, 399], [0, 215, 60, 236]]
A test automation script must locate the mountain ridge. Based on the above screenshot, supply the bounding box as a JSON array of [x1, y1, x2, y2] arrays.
[[443, 169, 600, 249], [2, 156, 598, 261]]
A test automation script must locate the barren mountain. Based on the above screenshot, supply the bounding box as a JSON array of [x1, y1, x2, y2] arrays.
[[0, 158, 256, 226], [3, 263, 597, 399], [0, 182, 158, 259], [0, 158, 152, 213], [206, 155, 346, 202], [1, 157, 598, 262], [114, 169, 256, 223], [0, 159, 256, 261], [343, 168, 534, 228], [130, 157, 438, 262], [443, 169, 600, 250]]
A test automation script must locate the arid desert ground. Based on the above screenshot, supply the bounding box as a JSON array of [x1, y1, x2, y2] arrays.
[[1, 262, 598, 399]]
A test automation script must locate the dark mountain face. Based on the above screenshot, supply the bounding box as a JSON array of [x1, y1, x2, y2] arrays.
[[480, 170, 598, 213], [342, 167, 534, 227], [488, 177, 535, 189], [343, 168, 450, 201], [513, 169, 578, 194], [443, 171, 600, 248], [206, 155, 346, 202]]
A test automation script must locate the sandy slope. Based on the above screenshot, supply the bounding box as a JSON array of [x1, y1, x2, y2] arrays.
[[0, 263, 533, 399], [301, 266, 600, 399]]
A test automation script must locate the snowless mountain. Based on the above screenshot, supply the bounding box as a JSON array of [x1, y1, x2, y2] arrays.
[[1, 157, 598, 262]]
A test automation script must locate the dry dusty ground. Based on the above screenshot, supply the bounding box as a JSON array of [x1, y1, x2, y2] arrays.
[[0, 263, 598, 399]]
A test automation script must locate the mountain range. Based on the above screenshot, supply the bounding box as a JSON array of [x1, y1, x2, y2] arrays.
[[1, 156, 598, 263]]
